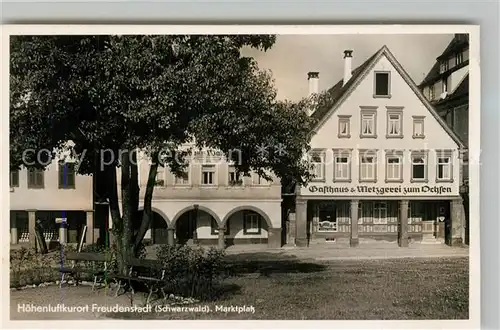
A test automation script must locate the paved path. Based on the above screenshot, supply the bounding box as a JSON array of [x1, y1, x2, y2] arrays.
[[223, 242, 469, 261]]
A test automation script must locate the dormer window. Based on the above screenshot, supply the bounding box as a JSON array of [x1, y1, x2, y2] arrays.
[[455, 52, 464, 65], [439, 60, 449, 73], [374, 72, 391, 98], [442, 79, 448, 93], [429, 85, 435, 100]]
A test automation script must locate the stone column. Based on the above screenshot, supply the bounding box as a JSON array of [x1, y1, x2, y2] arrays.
[[398, 200, 409, 247], [86, 211, 94, 245], [167, 228, 175, 246], [192, 206, 199, 244], [450, 198, 464, 246], [287, 213, 296, 245], [268, 228, 282, 248], [218, 227, 225, 249], [350, 200, 359, 247], [28, 210, 36, 249], [10, 215, 18, 245], [295, 199, 308, 247]]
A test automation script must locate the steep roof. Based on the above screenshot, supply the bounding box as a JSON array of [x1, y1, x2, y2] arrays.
[[432, 74, 469, 107], [310, 45, 465, 149], [419, 34, 469, 87], [310, 51, 379, 123]]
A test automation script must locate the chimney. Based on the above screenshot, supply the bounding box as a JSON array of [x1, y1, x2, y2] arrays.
[[343, 50, 353, 86], [308, 71, 319, 97]]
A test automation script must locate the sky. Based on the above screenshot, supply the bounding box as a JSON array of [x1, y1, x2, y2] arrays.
[[242, 34, 454, 101]]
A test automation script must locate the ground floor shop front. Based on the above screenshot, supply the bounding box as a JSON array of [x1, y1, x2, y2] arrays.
[[289, 197, 466, 247]]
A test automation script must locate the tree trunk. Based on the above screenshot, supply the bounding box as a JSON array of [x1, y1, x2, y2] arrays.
[[34, 223, 48, 254], [133, 152, 159, 256], [120, 151, 134, 272], [108, 165, 125, 274], [129, 149, 140, 249]]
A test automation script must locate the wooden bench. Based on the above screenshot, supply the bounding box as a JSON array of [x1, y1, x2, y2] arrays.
[[59, 252, 112, 291], [111, 258, 168, 304]]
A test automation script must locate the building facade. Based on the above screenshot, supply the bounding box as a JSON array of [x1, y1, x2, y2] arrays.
[[418, 34, 470, 244], [290, 46, 467, 247], [419, 33, 469, 183], [9, 151, 94, 248], [114, 146, 283, 248]]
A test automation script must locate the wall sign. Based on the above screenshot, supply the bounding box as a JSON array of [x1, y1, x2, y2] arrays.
[[305, 184, 454, 196]]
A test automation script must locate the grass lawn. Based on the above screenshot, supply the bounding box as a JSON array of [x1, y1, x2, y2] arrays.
[[110, 256, 468, 320]]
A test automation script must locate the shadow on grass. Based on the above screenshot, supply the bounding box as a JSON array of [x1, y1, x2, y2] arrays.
[[224, 252, 326, 277]]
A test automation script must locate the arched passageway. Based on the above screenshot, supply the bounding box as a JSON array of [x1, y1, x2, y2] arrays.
[[136, 209, 170, 244]]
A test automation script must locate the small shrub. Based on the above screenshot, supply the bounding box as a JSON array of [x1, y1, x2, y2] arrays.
[[156, 245, 226, 300]]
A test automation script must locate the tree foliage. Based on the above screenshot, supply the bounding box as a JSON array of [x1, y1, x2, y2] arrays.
[[10, 35, 316, 270]]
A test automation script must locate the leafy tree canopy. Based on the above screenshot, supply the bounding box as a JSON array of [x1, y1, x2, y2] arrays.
[[10, 35, 316, 185]]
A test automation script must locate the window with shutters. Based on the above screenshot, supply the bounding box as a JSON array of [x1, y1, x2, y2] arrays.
[[436, 150, 454, 182], [386, 107, 403, 138], [338, 115, 351, 138], [411, 151, 429, 182], [332, 149, 351, 182], [359, 150, 378, 182], [58, 162, 76, 189], [309, 150, 325, 181], [385, 150, 404, 183], [412, 116, 425, 138], [360, 107, 377, 138], [28, 168, 45, 189]]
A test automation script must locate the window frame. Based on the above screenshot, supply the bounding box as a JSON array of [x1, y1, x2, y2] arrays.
[[455, 52, 464, 66], [386, 107, 404, 138], [410, 150, 429, 183], [243, 212, 262, 235], [436, 150, 454, 183], [228, 165, 244, 186], [173, 166, 191, 186], [429, 84, 435, 101], [412, 116, 426, 139], [309, 149, 326, 182], [439, 60, 449, 73], [385, 150, 404, 183], [442, 78, 448, 94], [373, 71, 391, 98], [332, 149, 352, 183], [27, 168, 45, 189], [360, 107, 378, 138], [10, 170, 19, 188], [58, 162, 76, 189], [201, 164, 217, 186], [337, 115, 351, 138], [358, 149, 378, 183]]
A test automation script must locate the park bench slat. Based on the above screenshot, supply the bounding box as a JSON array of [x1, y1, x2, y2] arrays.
[[58, 252, 111, 291], [110, 257, 169, 304], [66, 252, 112, 262]]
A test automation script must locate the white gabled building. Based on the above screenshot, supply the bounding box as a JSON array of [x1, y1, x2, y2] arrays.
[[292, 46, 467, 247]]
